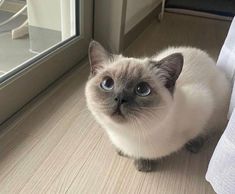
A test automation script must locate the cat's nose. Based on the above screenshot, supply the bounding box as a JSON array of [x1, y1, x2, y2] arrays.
[[114, 96, 128, 104]]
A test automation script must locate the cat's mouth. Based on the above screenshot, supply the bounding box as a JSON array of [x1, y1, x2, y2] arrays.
[[111, 106, 125, 118]]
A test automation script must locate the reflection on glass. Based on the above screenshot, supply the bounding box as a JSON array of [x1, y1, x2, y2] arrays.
[[0, 0, 77, 79]]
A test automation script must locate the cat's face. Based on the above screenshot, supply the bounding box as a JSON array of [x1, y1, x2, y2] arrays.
[[85, 41, 183, 123]]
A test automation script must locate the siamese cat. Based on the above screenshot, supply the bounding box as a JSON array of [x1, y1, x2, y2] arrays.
[[85, 41, 231, 172]]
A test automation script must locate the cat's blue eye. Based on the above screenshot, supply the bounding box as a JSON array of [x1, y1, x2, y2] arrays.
[[135, 82, 151, 97], [100, 77, 114, 91]]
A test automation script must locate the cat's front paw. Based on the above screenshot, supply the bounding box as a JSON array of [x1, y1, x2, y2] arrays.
[[134, 159, 156, 172], [185, 136, 204, 153]]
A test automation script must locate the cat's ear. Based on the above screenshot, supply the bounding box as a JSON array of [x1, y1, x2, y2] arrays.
[[152, 53, 183, 92], [88, 40, 112, 75]]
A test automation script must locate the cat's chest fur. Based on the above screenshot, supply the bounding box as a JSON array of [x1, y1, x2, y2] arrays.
[[104, 118, 185, 159]]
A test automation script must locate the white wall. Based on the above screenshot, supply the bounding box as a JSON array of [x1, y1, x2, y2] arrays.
[[94, 0, 125, 53], [125, 0, 161, 33], [27, 0, 75, 40], [60, 0, 76, 40], [27, 0, 61, 31]]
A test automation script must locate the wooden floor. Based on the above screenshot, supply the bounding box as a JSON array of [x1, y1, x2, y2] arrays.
[[0, 13, 231, 194]]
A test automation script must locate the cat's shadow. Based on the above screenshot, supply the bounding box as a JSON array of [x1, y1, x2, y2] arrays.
[[120, 134, 220, 177], [147, 134, 220, 177]]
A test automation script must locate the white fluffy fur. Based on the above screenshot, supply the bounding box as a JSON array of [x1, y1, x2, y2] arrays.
[[86, 47, 231, 159]]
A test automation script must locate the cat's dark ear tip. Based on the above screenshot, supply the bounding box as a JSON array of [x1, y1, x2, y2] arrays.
[[172, 52, 183, 58], [88, 40, 102, 63], [89, 40, 97, 46], [89, 40, 101, 51], [89, 40, 96, 51], [173, 53, 184, 64]]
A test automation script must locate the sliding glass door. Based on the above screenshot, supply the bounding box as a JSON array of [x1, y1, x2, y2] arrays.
[[0, 0, 92, 124]]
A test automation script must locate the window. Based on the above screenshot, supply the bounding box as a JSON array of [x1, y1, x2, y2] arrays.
[[0, 0, 92, 124]]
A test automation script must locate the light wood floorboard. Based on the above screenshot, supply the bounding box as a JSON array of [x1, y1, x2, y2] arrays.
[[0, 13, 231, 194]]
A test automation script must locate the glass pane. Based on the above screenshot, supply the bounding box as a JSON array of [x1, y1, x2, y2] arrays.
[[0, 0, 78, 80]]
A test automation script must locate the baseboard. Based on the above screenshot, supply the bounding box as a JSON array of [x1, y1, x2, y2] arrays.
[[0, 1, 25, 13], [123, 5, 161, 50], [165, 8, 233, 21]]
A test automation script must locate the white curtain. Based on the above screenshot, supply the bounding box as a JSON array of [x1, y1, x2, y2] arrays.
[[60, 0, 76, 41], [206, 18, 235, 194]]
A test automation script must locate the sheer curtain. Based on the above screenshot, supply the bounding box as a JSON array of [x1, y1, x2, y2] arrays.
[[206, 18, 235, 194]]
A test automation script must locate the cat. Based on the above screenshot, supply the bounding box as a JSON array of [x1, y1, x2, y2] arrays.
[[85, 40, 231, 172]]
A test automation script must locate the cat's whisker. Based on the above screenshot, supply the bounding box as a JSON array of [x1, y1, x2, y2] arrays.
[[138, 106, 167, 110], [131, 108, 162, 121], [89, 104, 113, 109], [88, 102, 111, 106], [131, 106, 166, 114]]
